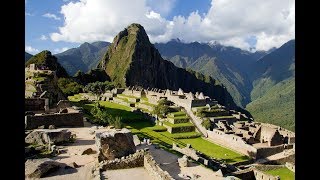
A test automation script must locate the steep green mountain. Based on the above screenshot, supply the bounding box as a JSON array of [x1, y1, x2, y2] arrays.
[[98, 23, 241, 110], [25, 50, 69, 78], [154, 40, 266, 107], [55, 41, 110, 76], [246, 77, 295, 131], [246, 40, 295, 131], [25, 52, 33, 61], [250, 40, 295, 101]]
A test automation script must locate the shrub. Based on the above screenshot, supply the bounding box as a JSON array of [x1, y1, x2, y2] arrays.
[[57, 78, 83, 96], [201, 118, 211, 130], [113, 116, 123, 129]]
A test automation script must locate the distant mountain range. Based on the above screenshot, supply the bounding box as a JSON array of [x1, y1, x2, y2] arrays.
[[24, 26, 294, 131], [54, 41, 110, 76], [25, 52, 33, 61]]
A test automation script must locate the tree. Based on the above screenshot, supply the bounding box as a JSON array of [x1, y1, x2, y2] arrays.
[[152, 99, 171, 118], [57, 78, 83, 96], [84, 81, 115, 96], [201, 118, 211, 130]]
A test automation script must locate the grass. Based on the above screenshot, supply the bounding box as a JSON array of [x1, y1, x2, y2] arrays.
[[170, 111, 186, 116], [180, 137, 250, 164], [163, 121, 194, 127], [264, 167, 294, 180], [159, 131, 201, 139], [169, 116, 189, 120], [68, 94, 249, 163], [68, 94, 144, 123], [118, 94, 139, 99], [139, 101, 156, 107]]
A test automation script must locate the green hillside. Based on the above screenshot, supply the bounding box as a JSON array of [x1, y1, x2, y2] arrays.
[[246, 77, 295, 131]]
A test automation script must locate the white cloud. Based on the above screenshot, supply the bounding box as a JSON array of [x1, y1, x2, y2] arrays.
[[25, 46, 39, 54], [25, 12, 33, 16], [146, 0, 176, 17], [50, 0, 294, 51], [53, 47, 69, 53], [40, 35, 48, 40], [43, 13, 61, 20]]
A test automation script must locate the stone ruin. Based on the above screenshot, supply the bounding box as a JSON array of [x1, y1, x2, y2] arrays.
[[25, 99, 84, 130], [95, 128, 136, 162]]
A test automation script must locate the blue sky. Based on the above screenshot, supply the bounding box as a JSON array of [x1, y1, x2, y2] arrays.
[[25, 0, 294, 54]]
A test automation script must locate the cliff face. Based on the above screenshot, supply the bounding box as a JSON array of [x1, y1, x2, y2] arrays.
[[98, 23, 239, 109]]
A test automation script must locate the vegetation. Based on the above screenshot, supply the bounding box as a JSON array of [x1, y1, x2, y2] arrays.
[[180, 138, 249, 163], [57, 78, 83, 96], [152, 99, 171, 118], [201, 118, 211, 130], [83, 81, 115, 96], [73, 69, 110, 85], [246, 77, 295, 131], [25, 50, 69, 77], [264, 167, 294, 180]]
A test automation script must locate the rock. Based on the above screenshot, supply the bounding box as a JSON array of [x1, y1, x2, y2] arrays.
[[95, 128, 136, 161], [82, 148, 96, 155], [25, 129, 72, 145], [92, 126, 98, 130], [25, 146, 36, 157], [25, 158, 62, 178], [215, 169, 223, 177], [178, 155, 189, 167], [67, 162, 80, 168], [89, 129, 95, 135], [48, 125, 56, 129], [35, 145, 45, 151], [59, 108, 68, 113], [38, 125, 45, 129], [132, 135, 141, 146]]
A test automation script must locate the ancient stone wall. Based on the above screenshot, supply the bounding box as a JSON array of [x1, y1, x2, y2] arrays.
[[207, 129, 257, 158], [285, 162, 295, 172], [172, 143, 200, 161], [25, 112, 84, 129], [100, 149, 145, 170], [25, 98, 46, 111], [144, 152, 174, 180], [255, 144, 291, 159]]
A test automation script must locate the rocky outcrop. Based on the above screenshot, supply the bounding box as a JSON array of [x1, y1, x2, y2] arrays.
[[25, 129, 72, 145], [95, 128, 136, 161], [98, 23, 238, 109], [25, 158, 64, 178]]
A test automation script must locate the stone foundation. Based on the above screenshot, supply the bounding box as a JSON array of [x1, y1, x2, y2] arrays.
[[25, 111, 84, 129]]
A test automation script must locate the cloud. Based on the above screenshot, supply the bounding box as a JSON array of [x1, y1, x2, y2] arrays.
[[146, 0, 176, 17], [40, 35, 48, 40], [53, 47, 69, 53], [25, 46, 39, 54], [25, 12, 33, 16], [43, 13, 61, 20], [50, 0, 294, 51]]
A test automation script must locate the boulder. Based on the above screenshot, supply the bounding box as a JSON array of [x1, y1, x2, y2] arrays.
[[82, 148, 96, 155], [178, 155, 189, 167], [95, 128, 136, 161], [25, 158, 62, 178], [48, 125, 56, 129], [25, 129, 72, 145], [132, 135, 141, 146]]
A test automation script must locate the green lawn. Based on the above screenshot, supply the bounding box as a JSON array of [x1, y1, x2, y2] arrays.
[[68, 94, 249, 164], [84, 101, 143, 122], [125, 120, 248, 163], [170, 111, 186, 116], [180, 138, 249, 163], [163, 121, 194, 127], [170, 116, 189, 120], [139, 101, 156, 107], [265, 167, 294, 180]]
